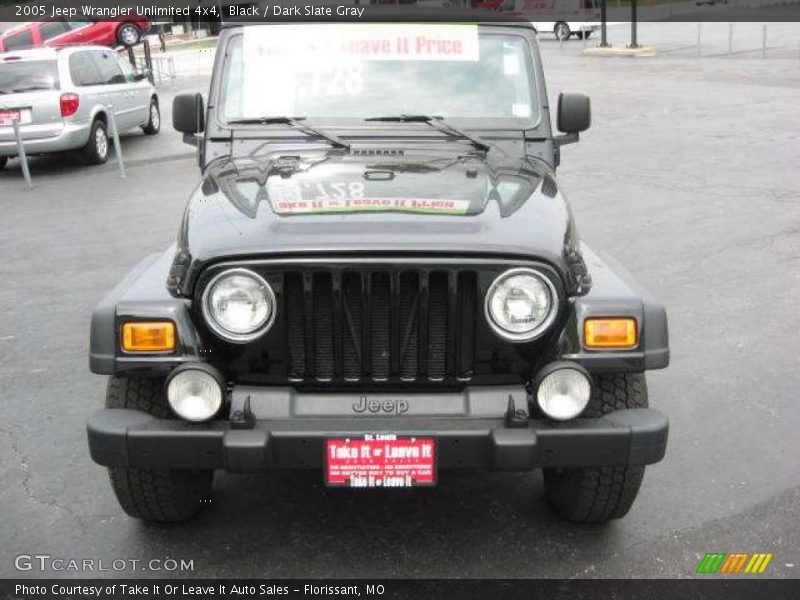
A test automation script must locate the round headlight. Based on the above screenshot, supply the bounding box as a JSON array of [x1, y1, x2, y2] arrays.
[[485, 268, 558, 341], [202, 268, 275, 342], [166, 365, 224, 422], [535, 363, 592, 421]]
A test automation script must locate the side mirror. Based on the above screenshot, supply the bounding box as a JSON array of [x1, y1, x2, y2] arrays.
[[173, 93, 205, 135], [132, 68, 150, 82], [557, 92, 591, 134]]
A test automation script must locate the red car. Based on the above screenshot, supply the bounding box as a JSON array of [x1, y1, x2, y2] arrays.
[[0, 19, 150, 53]]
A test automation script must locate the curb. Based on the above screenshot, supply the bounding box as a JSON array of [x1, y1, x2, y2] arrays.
[[582, 46, 657, 58]]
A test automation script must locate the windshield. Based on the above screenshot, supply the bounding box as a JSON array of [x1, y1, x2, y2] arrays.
[[0, 60, 59, 94], [220, 24, 537, 127]]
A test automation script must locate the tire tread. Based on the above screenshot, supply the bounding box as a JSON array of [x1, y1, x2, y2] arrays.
[[142, 98, 160, 136], [543, 372, 648, 524], [104, 376, 211, 523], [81, 119, 108, 165]]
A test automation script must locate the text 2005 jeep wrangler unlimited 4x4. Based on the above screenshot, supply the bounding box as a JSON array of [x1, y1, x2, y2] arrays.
[[87, 21, 669, 523]]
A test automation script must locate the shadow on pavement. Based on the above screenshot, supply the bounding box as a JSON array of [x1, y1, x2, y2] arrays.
[[117, 469, 621, 578]]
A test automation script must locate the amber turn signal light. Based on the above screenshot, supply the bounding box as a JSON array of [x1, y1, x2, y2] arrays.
[[121, 322, 176, 353], [584, 318, 637, 349]]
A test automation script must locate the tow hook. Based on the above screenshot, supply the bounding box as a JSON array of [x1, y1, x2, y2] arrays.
[[230, 396, 255, 430], [505, 395, 528, 429]]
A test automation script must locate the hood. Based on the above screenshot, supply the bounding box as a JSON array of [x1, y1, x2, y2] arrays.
[[169, 150, 585, 295]]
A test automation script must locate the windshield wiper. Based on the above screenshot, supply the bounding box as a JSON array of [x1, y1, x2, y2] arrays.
[[365, 114, 491, 153], [227, 116, 349, 151]]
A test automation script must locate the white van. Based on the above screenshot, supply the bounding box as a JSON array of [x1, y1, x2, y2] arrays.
[[483, 0, 602, 40]]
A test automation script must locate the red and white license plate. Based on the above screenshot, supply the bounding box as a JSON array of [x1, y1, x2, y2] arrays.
[[0, 110, 21, 125], [325, 435, 436, 488]]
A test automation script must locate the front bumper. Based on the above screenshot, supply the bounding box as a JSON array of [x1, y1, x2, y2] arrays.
[[87, 387, 668, 472]]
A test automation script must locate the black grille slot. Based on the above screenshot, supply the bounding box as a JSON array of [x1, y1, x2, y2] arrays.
[[280, 268, 476, 383], [313, 273, 334, 380], [285, 273, 306, 379], [427, 272, 449, 380], [341, 272, 363, 379], [399, 272, 419, 379], [370, 272, 391, 379], [457, 271, 478, 377]]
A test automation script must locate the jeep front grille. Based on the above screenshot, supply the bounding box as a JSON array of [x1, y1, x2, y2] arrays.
[[282, 269, 478, 382], [196, 258, 562, 388]]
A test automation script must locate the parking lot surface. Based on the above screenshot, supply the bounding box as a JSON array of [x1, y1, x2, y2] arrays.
[[1, 25, 799, 578]]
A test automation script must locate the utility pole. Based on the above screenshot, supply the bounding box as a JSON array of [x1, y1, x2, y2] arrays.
[[600, 0, 608, 47], [628, 0, 639, 49]]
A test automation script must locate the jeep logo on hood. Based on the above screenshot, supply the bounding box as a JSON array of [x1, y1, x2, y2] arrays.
[[352, 396, 409, 415]]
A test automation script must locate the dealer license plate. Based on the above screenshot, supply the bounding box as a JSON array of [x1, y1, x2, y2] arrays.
[[325, 435, 436, 488], [0, 110, 21, 125]]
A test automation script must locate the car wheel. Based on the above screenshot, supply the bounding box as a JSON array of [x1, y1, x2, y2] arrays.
[[82, 118, 109, 165], [554, 22, 571, 42], [105, 376, 214, 523], [142, 98, 160, 135], [543, 373, 649, 524], [117, 23, 141, 47], [0, 156, 7, 171], [578, 31, 592, 40]]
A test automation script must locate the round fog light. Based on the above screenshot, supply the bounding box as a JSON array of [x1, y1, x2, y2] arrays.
[[166, 365, 224, 422], [535, 363, 592, 421]]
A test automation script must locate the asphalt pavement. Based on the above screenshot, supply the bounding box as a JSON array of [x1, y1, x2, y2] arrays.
[[1, 25, 799, 579]]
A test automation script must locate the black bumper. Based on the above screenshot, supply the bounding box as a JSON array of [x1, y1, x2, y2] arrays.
[[87, 408, 668, 472]]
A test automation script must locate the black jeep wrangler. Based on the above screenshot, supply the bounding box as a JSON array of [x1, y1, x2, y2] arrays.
[[87, 21, 669, 523]]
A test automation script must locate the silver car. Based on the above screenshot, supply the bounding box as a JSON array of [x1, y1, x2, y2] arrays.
[[0, 46, 159, 170]]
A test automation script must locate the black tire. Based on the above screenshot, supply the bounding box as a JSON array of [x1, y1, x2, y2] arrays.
[[554, 22, 571, 41], [577, 31, 592, 40], [117, 23, 141, 47], [543, 373, 648, 524], [105, 376, 213, 523], [81, 118, 109, 165], [0, 156, 7, 171], [105, 375, 170, 416], [142, 97, 160, 136]]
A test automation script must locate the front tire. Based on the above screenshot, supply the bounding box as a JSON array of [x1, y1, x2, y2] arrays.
[[142, 98, 160, 135], [81, 118, 109, 165], [117, 23, 141, 47], [543, 373, 649, 524], [105, 376, 213, 523], [0, 156, 7, 171]]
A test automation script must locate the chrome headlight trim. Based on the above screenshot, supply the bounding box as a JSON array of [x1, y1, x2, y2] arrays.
[[484, 267, 559, 342], [201, 267, 276, 343]]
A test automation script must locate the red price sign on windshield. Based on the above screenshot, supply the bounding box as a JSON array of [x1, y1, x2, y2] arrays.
[[244, 23, 480, 63]]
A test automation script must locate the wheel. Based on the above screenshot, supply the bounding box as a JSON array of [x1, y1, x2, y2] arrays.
[[554, 22, 571, 42], [577, 31, 592, 40], [0, 156, 7, 171], [81, 118, 109, 165], [543, 373, 649, 524], [142, 97, 160, 135], [104, 376, 214, 523], [117, 23, 141, 47]]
